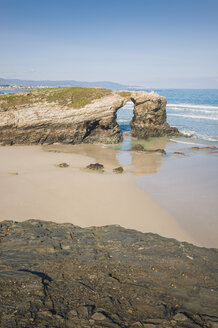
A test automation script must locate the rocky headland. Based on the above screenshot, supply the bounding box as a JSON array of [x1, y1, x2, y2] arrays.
[[0, 87, 178, 145], [0, 219, 217, 328]]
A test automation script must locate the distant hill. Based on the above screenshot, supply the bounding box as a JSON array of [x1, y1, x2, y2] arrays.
[[0, 77, 131, 90]]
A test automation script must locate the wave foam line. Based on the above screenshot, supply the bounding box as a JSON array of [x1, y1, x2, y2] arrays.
[[122, 105, 134, 110], [167, 107, 218, 114], [168, 113, 218, 121], [170, 139, 204, 146], [117, 119, 130, 123], [179, 130, 218, 141], [167, 103, 218, 110], [194, 134, 218, 142]]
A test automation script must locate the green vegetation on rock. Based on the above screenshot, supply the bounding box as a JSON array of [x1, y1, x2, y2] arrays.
[[0, 87, 112, 110], [118, 91, 131, 98]]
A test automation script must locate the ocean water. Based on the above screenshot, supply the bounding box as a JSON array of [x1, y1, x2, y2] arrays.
[[0, 89, 29, 94], [117, 89, 218, 147]]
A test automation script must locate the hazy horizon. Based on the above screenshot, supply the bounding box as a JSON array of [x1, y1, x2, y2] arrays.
[[1, 76, 218, 90], [1, 0, 218, 88]]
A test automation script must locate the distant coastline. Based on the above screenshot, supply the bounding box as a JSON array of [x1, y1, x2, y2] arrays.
[[0, 77, 133, 90]]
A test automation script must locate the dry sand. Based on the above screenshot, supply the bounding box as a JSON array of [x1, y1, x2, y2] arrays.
[[0, 145, 195, 244]]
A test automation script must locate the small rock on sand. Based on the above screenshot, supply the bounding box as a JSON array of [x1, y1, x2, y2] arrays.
[[190, 147, 200, 150], [131, 144, 166, 155], [174, 152, 185, 156], [57, 163, 69, 168], [148, 149, 166, 155], [131, 144, 144, 151], [201, 146, 217, 150], [113, 166, 124, 174], [191, 146, 217, 150], [86, 163, 104, 172]]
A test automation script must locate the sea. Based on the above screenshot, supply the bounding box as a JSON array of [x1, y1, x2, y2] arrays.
[[117, 89, 218, 147]]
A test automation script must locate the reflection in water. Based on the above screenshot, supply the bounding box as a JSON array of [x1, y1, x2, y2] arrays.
[[43, 144, 119, 169], [116, 101, 169, 176], [116, 101, 134, 167], [44, 137, 169, 177], [130, 137, 169, 176], [43, 100, 170, 177], [116, 136, 170, 176], [131, 152, 163, 176], [116, 135, 132, 166]]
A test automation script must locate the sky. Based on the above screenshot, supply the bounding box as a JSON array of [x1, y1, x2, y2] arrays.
[[1, 0, 218, 88]]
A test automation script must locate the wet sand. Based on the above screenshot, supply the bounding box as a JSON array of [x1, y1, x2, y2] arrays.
[[0, 145, 193, 244], [137, 140, 218, 248]]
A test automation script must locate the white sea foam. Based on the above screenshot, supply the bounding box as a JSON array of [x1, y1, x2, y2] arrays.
[[167, 103, 218, 110], [174, 130, 218, 142], [170, 139, 204, 146], [122, 104, 134, 110], [179, 129, 196, 137], [194, 134, 218, 142], [168, 113, 218, 121], [167, 107, 218, 114], [117, 119, 130, 123]]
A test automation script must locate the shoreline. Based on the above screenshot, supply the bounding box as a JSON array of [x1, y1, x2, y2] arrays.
[[0, 144, 196, 246]]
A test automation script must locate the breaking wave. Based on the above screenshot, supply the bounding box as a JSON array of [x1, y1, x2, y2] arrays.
[[167, 103, 218, 110], [168, 113, 218, 121]]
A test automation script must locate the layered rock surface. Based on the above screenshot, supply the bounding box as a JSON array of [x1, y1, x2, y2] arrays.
[[0, 91, 127, 145], [0, 219, 217, 328], [0, 88, 178, 145], [130, 91, 179, 139]]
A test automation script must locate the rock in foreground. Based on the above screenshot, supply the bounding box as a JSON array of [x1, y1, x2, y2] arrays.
[[0, 220, 217, 328]]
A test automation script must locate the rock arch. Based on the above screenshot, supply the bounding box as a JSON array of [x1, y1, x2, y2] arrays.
[[0, 90, 178, 145]]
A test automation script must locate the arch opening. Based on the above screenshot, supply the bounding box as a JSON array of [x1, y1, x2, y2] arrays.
[[116, 100, 134, 166], [116, 100, 134, 136]]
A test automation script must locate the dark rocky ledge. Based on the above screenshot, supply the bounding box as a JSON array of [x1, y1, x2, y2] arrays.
[[0, 220, 217, 328]]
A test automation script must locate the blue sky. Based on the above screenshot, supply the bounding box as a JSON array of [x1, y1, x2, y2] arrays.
[[1, 0, 218, 87]]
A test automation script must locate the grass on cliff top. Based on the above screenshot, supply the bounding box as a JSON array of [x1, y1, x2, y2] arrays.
[[118, 91, 131, 98], [0, 87, 112, 110]]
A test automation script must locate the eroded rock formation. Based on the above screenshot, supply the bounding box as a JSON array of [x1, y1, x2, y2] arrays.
[[0, 89, 178, 145], [130, 91, 179, 139], [0, 220, 217, 328], [0, 92, 127, 145]]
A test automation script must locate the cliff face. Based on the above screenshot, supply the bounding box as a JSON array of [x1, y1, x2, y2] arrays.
[[0, 91, 127, 144], [0, 220, 217, 328], [0, 88, 178, 145]]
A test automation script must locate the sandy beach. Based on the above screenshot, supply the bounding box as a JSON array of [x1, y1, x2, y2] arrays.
[[0, 144, 194, 245]]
